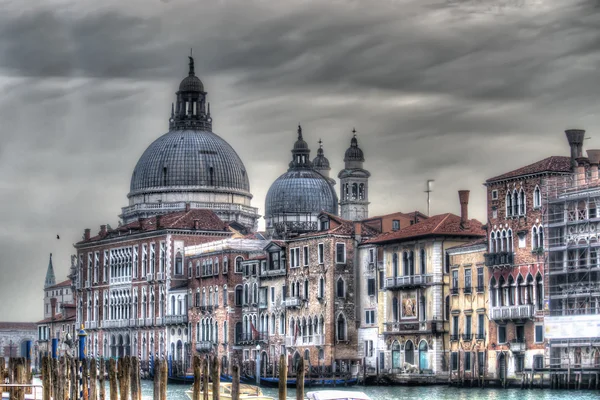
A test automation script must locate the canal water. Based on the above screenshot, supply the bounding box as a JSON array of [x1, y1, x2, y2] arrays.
[[137, 380, 598, 399]]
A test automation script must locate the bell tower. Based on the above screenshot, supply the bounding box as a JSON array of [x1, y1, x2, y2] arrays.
[[338, 129, 370, 220]]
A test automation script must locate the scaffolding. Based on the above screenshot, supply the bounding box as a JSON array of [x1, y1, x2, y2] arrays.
[[542, 172, 600, 375]]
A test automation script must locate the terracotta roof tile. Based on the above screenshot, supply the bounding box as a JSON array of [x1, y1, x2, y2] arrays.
[[0, 322, 38, 330], [78, 209, 229, 244], [447, 238, 488, 250], [46, 279, 72, 289], [36, 314, 76, 324], [364, 213, 485, 244], [486, 156, 571, 183]]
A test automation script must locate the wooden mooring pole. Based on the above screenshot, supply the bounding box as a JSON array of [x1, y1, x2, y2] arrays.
[[153, 359, 161, 400], [231, 363, 240, 400], [296, 358, 304, 400], [99, 359, 106, 400], [202, 358, 209, 400], [192, 355, 201, 400], [160, 359, 168, 400], [211, 356, 220, 400], [109, 358, 118, 400], [42, 356, 51, 400], [131, 357, 141, 400], [278, 355, 287, 400]]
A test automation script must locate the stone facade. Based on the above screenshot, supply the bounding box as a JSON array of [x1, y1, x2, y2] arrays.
[[447, 241, 489, 382], [0, 322, 37, 360]]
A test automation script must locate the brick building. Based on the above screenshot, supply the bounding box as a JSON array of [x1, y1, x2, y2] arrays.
[[447, 239, 488, 383], [484, 153, 572, 380], [0, 322, 37, 361], [73, 208, 232, 371], [365, 191, 485, 375]]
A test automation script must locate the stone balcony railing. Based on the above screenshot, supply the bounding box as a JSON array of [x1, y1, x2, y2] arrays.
[[283, 297, 303, 308], [260, 268, 286, 278], [165, 315, 188, 325], [236, 332, 268, 345], [384, 275, 433, 290], [490, 304, 535, 321], [285, 335, 324, 347], [484, 252, 515, 268], [384, 320, 444, 335], [509, 339, 526, 353], [196, 341, 213, 352]]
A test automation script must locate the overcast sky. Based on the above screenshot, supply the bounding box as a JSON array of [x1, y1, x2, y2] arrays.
[[1, 0, 599, 322]]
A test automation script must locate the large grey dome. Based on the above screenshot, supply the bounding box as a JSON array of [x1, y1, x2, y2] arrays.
[[265, 169, 338, 217], [129, 129, 250, 194]]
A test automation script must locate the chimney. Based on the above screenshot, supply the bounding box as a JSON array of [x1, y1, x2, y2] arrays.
[[50, 298, 57, 319], [156, 215, 162, 230], [100, 225, 107, 235], [84, 229, 91, 240], [185, 202, 191, 212], [587, 150, 600, 184], [565, 129, 586, 171], [354, 221, 362, 238], [458, 190, 470, 229], [194, 219, 200, 230], [576, 157, 588, 187]]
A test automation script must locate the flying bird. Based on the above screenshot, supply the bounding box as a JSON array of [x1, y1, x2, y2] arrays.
[[57, 234, 60, 239]]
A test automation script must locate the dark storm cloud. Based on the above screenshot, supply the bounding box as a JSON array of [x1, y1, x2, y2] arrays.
[[1, 0, 600, 321]]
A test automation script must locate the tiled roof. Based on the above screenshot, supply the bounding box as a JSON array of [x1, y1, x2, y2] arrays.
[[486, 156, 571, 183], [36, 314, 76, 324], [46, 279, 72, 289], [364, 213, 485, 244], [78, 209, 229, 244], [447, 238, 488, 250], [292, 212, 379, 239], [0, 322, 38, 330]]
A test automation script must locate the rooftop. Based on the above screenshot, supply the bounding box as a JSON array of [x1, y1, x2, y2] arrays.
[[486, 156, 571, 183], [46, 279, 72, 290], [364, 213, 485, 244], [0, 322, 38, 331]]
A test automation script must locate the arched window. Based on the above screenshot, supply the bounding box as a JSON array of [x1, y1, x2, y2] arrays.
[[214, 257, 219, 275], [517, 275, 524, 305], [391, 341, 401, 369], [304, 349, 310, 360], [392, 297, 399, 322], [532, 226, 538, 249], [508, 275, 515, 306], [506, 192, 512, 217], [501, 230, 507, 251], [405, 340, 414, 365], [490, 232, 496, 253], [535, 274, 543, 311], [420, 249, 426, 274], [533, 186, 541, 208], [170, 296, 176, 315], [393, 253, 399, 277], [539, 226, 544, 249], [319, 276, 324, 299], [352, 183, 358, 200], [359, 183, 365, 200], [499, 276, 506, 307], [519, 189, 526, 215], [490, 277, 498, 307], [336, 313, 346, 341], [253, 283, 258, 304], [507, 229, 513, 253], [223, 256, 228, 274], [235, 257, 243, 274], [402, 252, 409, 276], [512, 190, 518, 216], [336, 277, 345, 298], [235, 285, 243, 306], [445, 295, 450, 321], [244, 284, 249, 305], [175, 251, 183, 275], [304, 279, 309, 300], [223, 285, 228, 306]]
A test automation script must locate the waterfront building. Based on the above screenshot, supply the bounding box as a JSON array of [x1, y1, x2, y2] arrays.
[[544, 130, 600, 372], [365, 191, 485, 375], [483, 150, 572, 380], [184, 236, 267, 375], [283, 212, 377, 375], [36, 255, 77, 363], [446, 240, 489, 383], [0, 322, 37, 361]]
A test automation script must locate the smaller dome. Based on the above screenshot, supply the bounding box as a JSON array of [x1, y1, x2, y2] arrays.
[[313, 142, 330, 169], [344, 134, 364, 162], [179, 75, 204, 92]]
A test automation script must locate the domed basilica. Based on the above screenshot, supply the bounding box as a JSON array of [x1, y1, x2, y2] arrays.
[[121, 56, 259, 230], [120, 56, 370, 237]]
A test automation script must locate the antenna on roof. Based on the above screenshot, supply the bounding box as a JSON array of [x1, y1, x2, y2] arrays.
[[425, 180, 434, 216]]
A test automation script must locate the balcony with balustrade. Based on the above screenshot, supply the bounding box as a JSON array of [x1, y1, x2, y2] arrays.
[[285, 334, 324, 347], [165, 315, 188, 325], [384, 275, 433, 290], [383, 320, 444, 335], [196, 341, 214, 352], [260, 268, 286, 278], [484, 252, 514, 268], [236, 332, 268, 345], [283, 297, 303, 308], [490, 304, 535, 321], [509, 339, 526, 353]]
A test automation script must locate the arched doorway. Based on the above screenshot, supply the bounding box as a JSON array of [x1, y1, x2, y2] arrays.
[[292, 352, 301, 373], [418, 340, 428, 371], [177, 340, 183, 361], [498, 353, 506, 380], [391, 341, 401, 369], [261, 351, 268, 377], [118, 334, 124, 358], [405, 340, 415, 366]]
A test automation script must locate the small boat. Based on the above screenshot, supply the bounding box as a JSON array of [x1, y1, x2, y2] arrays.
[[305, 390, 372, 400], [168, 374, 195, 384], [185, 382, 274, 400], [260, 377, 358, 388]]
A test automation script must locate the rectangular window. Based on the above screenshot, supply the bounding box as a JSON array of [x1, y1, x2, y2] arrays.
[[133, 247, 138, 279], [465, 315, 472, 336], [498, 325, 506, 344], [271, 287, 275, 303], [516, 325, 525, 342], [478, 352, 485, 375], [150, 244, 156, 274], [535, 325, 544, 343], [94, 251, 99, 283], [515, 355, 524, 373], [392, 220, 400, 231], [451, 352, 458, 370], [365, 310, 375, 324], [336, 243, 346, 264], [318, 243, 324, 264], [303, 246, 309, 266], [533, 355, 544, 369], [367, 278, 376, 296], [491, 190, 498, 200], [141, 245, 147, 278], [290, 248, 300, 268], [464, 352, 472, 371], [369, 248, 375, 264], [379, 270, 384, 290], [464, 269, 472, 292], [452, 316, 459, 336], [478, 314, 485, 338], [477, 267, 484, 291]]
